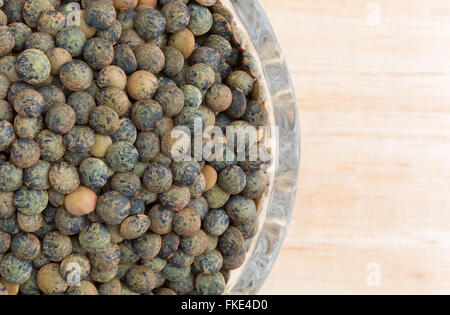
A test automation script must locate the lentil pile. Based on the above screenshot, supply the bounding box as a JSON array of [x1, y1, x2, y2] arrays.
[[0, 0, 271, 295]]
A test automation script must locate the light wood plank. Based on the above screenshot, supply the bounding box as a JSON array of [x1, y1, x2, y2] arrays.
[[258, 0, 450, 295]]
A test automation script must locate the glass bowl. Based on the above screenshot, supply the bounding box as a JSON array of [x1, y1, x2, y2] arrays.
[[218, 0, 301, 294]]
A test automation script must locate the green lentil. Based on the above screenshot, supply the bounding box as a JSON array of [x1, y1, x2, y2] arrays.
[[120, 214, 150, 240], [89, 243, 121, 270], [83, 37, 115, 70], [90, 264, 119, 283], [0, 26, 15, 57], [42, 230, 72, 262], [0, 100, 14, 122], [159, 232, 180, 260], [226, 70, 255, 96], [226, 195, 256, 224], [36, 129, 66, 162], [161, 1, 190, 34], [243, 101, 269, 127], [204, 232, 218, 254], [168, 249, 194, 268], [155, 84, 185, 117], [134, 8, 165, 41], [45, 103, 76, 135], [14, 186, 48, 215], [119, 240, 139, 264], [203, 184, 230, 209], [55, 207, 88, 236], [79, 158, 109, 190], [0, 253, 32, 284], [37, 10, 65, 37], [17, 212, 44, 233], [37, 85, 66, 113], [23, 160, 51, 190], [135, 131, 159, 162], [134, 43, 165, 75], [0, 162, 23, 192], [110, 171, 139, 194], [79, 223, 111, 253], [106, 141, 139, 172], [125, 265, 156, 294], [141, 257, 167, 273], [45, 47, 72, 75], [221, 249, 245, 271], [98, 278, 122, 295], [113, 44, 137, 75], [97, 19, 122, 44], [97, 65, 127, 90], [85, 0, 116, 30], [163, 46, 185, 77], [217, 165, 246, 195], [187, 3, 212, 36], [148, 204, 174, 235], [96, 87, 131, 117], [225, 87, 246, 119], [0, 120, 14, 150], [166, 272, 194, 295], [218, 225, 244, 256], [64, 125, 95, 153], [11, 232, 41, 261], [194, 249, 222, 274], [159, 185, 190, 212], [195, 271, 225, 295], [126, 70, 159, 101], [17, 49, 51, 84], [0, 56, 20, 83], [0, 192, 15, 219], [203, 209, 229, 236], [186, 63, 215, 91], [173, 208, 201, 237], [133, 233, 161, 260], [143, 163, 173, 194], [59, 60, 93, 91], [191, 46, 221, 71], [89, 106, 120, 136], [19, 268, 40, 295], [10, 22, 32, 53], [163, 263, 190, 281], [66, 280, 99, 295], [181, 85, 202, 108], [188, 173, 206, 198], [13, 89, 45, 118], [111, 118, 137, 144], [180, 229, 208, 257], [128, 197, 145, 216], [0, 212, 21, 234], [49, 162, 80, 194], [232, 215, 259, 240], [131, 99, 163, 132], [96, 191, 130, 225]]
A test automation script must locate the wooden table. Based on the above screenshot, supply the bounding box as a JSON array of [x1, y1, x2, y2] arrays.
[[258, 0, 450, 295]]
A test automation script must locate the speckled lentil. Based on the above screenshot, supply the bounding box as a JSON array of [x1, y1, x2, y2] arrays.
[[0, 0, 272, 295]]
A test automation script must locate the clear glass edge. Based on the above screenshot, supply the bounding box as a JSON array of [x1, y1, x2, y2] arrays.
[[220, 0, 301, 295]]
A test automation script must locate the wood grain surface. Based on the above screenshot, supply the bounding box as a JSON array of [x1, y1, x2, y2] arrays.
[[258, 0, 450, 295]]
